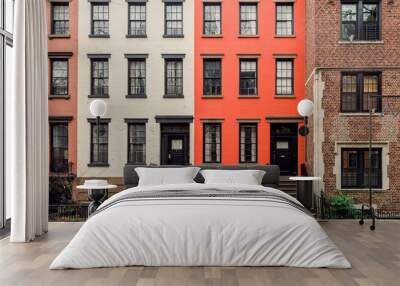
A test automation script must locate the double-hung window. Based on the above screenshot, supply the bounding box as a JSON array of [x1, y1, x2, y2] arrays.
[[50, 59, 68, 96], [50, 124, 69, 173], [91, 3, 109, 36], [276, 3, 293, 36], [128, 59, 146, 97], [164, 3, 183, 37], [51, 3, 69, 35], [239, 3, 257, 35], [203, 123, 221, 163], [342, 148, 382, 188], [276, 59, 294, 96], [165, 59, 183, 96], [128, 123, 146, 164], [128, 3, 146, 36], [203, 3, 221, 35], [90, 122, 109, 165], [239, 59, 257, 96], [240, 124, 257, 163], [341, 72, 381, 112], [203, 59, 221, 96], [90, 58, 109, 97], [341, 1, 380, 41]]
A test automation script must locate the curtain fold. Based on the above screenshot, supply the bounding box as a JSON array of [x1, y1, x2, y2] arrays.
[[9, 0, 49, 242]]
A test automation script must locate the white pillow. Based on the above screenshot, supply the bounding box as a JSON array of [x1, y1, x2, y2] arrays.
[[135, 167, 200, 186], [200, 169, 266, 185]]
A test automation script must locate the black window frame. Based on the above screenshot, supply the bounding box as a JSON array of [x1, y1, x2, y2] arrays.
[[239, 59, 258, 96], [128, 2, 146, 37], [203, 123, 222, 164], [203, 58, 222, 96], [164, 2, 184, 37], [50, 59, 69, 97], [203, 2, 222, 35], [89, 122, 109, 166], [239, 3, 258, 36], [90, 2, 110, 37], [340, 72, 382, 113], [90, 58, 109, 98], [50, 123, 69, 173], [341, 148, 382, 189], [340, 0, 381, 41], [127, 123, 146, 164], [51, 2, 70, 36], [275, 59, 294, 96], [128, 58, 146, 97], [275, 3, 294, 36], [239, 123, 258, 164], [164, 58, 183, 97]]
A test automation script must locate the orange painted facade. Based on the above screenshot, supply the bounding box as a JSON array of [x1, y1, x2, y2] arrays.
[[47, 0, 78, 175], [194, 0, 306, 173]]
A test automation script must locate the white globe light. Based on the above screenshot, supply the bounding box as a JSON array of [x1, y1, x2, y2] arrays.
[[297, 99, 314, 117], [89, 99, 107, 117]]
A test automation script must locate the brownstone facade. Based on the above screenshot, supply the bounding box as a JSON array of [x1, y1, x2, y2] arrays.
[[306, 0, 400, 209]]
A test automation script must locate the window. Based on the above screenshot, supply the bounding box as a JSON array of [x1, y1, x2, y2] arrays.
[[165, 59, 183, 96], [240, 124, 257, 163], [50, 124, 69, 173], [128, 124, 146, 164], [128, 59, 146, 96], [203, 123, 221, 163], [165, 3, 183, 37], [203, 59, 221, 96], [341, 72, 381, 112], [341, 1, 380, 41], [50, 60, 68, 96], [276, 59, 294, 96], [203, 3, 221, 35], [342, 148, 382, 188], [91, 3, 109, 36], [239, 59, 257, 95], [91, 59, 109, 97], [51, 3, 69, 35], [240, 3, 257, 35], [128, 3, 146, 36], [90, 122, 109, 165], [276, 3, 293, 36]]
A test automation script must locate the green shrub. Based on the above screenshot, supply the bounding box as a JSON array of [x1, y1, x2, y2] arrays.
[[328, 192, 354, 210], [49, 175, 76, 204]]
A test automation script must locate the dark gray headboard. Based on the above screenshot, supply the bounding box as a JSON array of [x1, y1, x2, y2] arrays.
[[123, 165, 280, 189]]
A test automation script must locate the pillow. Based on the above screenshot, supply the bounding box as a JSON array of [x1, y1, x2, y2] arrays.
[[200, 169, 266, 185], [135, 167, 201, 186]]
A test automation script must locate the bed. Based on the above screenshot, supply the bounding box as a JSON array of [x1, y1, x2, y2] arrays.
[[50, 165, 351, 269]]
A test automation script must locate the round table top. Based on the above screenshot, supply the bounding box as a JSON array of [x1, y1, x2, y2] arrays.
[[76, 184, 118, 190], [289, 176, 322, 181]]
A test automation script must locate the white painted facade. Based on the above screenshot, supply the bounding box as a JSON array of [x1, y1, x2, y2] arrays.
[[77, 0, 194, 178]]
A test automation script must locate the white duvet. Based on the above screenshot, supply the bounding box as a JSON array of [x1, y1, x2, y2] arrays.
[[50, 183, 351, 269]]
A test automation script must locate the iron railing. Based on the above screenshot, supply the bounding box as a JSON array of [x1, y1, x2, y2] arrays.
[[49, 204, 88, 222]]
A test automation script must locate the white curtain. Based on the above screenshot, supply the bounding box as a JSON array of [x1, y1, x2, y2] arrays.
[[8, 0, 49, 242]]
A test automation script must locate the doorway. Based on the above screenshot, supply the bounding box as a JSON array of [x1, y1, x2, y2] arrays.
[[160, 124, 189, 165], [270, 123, 298, 175]]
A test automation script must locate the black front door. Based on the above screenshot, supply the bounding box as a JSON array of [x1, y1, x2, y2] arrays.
[[161, 124, 190, 165], [270, 123, 298, 175]]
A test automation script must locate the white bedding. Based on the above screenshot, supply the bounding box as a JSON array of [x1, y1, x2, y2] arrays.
[[50, 183, 351, 269]]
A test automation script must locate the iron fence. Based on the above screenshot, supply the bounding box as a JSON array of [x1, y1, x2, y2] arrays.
[[49, 204, 88, 222]]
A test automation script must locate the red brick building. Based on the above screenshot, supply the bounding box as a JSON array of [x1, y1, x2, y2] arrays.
[[306, 0, 400, 209]]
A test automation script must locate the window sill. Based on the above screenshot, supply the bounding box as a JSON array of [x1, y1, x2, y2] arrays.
[[238, 34, 259, 38], [163, 34, 184, 38], [202, 95, 223, 99], [88, 34, 110, 38], [274, 34, 296, 38], [48, 34, 71, 39], [339, 112, 383, 117], [338, 40, 384, 45], [126, 94, 147, 98], [274, 95, 296, 99], [201, 34, 223, 38], [163, 94, 184, 98], [87, 163, 110, 167], [340, 188, 387, 192], [126, 34, 147, 38], [238, 95, 259, 98], [88, 94, 110, 98], [49, 95, 70, 100]]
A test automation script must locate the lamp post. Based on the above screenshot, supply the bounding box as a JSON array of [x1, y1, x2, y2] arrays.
[[297, 99, 314, 163], [89, 99, 107, 162]]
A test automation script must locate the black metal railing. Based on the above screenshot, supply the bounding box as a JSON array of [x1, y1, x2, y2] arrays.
[[49, 204, 88, 222]]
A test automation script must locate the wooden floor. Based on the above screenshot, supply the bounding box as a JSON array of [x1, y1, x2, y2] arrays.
[[0, 221, 399, 286]]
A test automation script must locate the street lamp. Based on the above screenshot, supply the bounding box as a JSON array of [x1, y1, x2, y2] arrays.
[[89, 99, 107, 161], [297, 99, 314, 136]]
